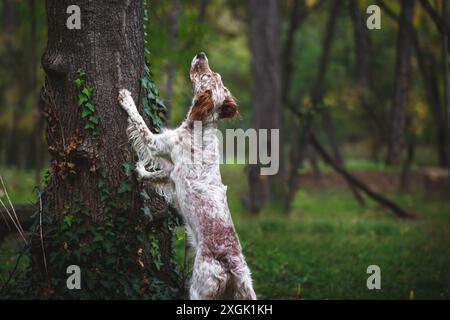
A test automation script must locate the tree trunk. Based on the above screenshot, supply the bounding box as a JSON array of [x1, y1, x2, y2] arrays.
[[25, 0, 180, 299], [387, 0, 415, 165], [413, 30, 448, 167], [349, 0, 388, 156], [246, 0, 282, 214], [400, 139, 415, 191], [282, 0, 305, 211]]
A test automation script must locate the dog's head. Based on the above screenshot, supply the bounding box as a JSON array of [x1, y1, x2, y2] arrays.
[[189, 52, 238, 123]]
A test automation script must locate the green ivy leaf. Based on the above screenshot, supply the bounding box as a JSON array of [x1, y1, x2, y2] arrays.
[[141, 206, 151, 218], [77, 69, 86, 78], [74, 78, 84, 89], [156, 98, 166, 109], [176, 228, 185, 241], [85, 102, 95, 112], [81, 109, 91, 118], [140, 190, 150, 200], [93, 234, 104, 242], [89, 115, 99, 124], [123, 162, 135, 176], [82, 86, 93, 98], [63, 215, 73, 227], [118, 181, 132, 194], [78, 94, 88, 106]]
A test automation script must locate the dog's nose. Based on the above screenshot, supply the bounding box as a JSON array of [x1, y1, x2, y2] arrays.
[[196, 52, 206, 59]]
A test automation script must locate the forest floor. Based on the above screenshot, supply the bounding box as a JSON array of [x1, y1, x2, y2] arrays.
[[221, 165, 450, 299], [1, 164, 449, 299]]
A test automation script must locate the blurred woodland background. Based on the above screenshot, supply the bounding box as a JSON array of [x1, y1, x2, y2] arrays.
[[0, 0, 449, 299]]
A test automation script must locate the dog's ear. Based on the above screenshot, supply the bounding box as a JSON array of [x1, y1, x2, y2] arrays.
[[190, 90, 213, 123], [219, 95, 238, 119]]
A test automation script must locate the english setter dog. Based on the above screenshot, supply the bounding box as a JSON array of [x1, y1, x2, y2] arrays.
[[118, 52, 256, 300]]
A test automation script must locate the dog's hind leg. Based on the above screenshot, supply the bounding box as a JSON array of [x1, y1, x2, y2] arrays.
[[189, 257, 229, 300], [229, 261, 257, 300]]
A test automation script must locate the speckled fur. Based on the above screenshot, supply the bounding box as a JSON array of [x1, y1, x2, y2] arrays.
[[118, 53, 256, 300]]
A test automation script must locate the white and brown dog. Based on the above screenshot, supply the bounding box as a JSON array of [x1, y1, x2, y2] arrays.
[[118, 52, 256, 300]]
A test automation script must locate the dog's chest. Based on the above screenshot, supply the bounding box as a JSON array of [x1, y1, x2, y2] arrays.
[[171, 130, 219, 164]]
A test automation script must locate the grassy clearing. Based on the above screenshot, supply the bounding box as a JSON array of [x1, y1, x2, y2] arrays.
[[1, 164, 449, 299], [222, 165, 450, 299]]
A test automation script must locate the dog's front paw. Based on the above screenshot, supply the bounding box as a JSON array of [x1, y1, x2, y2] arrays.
[[118, 89, 130, 102], [118, 89, 134, 111]]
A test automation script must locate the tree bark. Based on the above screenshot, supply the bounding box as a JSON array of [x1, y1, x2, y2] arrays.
[[41, 0, 144, 221], [28, 0, 179, 298], [246, 0, 283, 214], [400, 139, 415, 191], [387, 0, 416, 165]]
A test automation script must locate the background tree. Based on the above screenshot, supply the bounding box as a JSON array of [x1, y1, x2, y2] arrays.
[[246, 0, 283, 214], [387, 0, 416, 165]]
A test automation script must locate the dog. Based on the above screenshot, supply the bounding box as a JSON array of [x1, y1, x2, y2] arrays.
[[118, 52, 256, 300]]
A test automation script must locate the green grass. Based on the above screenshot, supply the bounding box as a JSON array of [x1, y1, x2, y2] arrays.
[[299, 158, 402, 173], [1, 164, 449, 299], [0, 167, 37, 286], [0, 236, 30, 286], [221, 165, 450, 299], [0, 166, 44, 204]]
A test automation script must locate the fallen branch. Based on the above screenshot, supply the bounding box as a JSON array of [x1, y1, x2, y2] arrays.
[[309, 131, 414, 218]]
